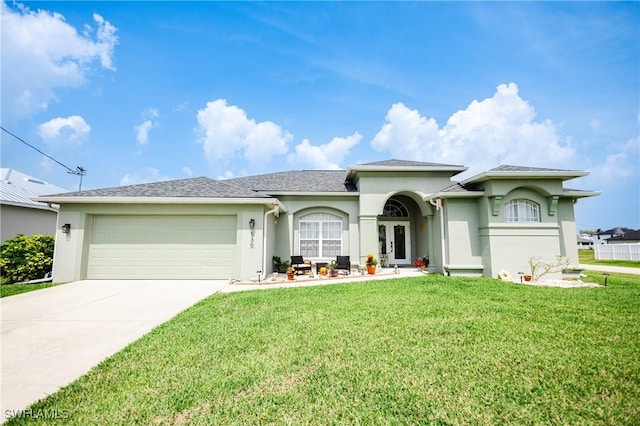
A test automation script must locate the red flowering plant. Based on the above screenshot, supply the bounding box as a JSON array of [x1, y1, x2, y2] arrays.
[[413, 256, 429, 268]]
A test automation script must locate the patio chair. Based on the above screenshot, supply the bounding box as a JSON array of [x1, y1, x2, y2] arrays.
[[336, 255, 351, 275], [291, 255, 312, 275]]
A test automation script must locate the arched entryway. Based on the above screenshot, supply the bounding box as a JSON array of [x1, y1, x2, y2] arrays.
[[377, 195, 426, 266]]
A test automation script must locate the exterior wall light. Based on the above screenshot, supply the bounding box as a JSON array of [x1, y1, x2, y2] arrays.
[[61, 223, 71, 234]]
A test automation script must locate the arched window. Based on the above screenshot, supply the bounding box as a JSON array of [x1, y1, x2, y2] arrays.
[[299, 213, 342, 258], [383, 199, 409, 217], [504, 199, 540, 222]]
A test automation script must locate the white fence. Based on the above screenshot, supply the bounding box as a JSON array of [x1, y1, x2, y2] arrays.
[[594, 243, 640, 261]]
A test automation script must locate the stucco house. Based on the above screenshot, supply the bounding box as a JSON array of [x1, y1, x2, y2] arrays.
[[1, 169, 68, 242], [36, 160, 598, 283], [595, 227, 637, 245]]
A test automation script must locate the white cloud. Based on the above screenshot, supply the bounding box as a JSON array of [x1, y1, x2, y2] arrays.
[[589, 136, 639, 183], [217, 171, 235, 180], [39, 115, 91, 147], [134, 120, 156, 146], [288, 133, 362, 170], [134, 108, 160, 146], [120, 168, 172, 186], [371, 83, 576, 177], [195, 99, 292, 167], [182, 167, 193, 177], [1, 2, 118, 122], [143, 108, 159, 119]]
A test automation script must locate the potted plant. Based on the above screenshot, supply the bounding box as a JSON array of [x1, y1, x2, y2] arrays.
[[319, 266, 328, 276], [286, 266, 295, 281], [366, 253, 378, 274], [413, 256, 429, 271], [326, 260, 338, 277], [272, 256, 290, 273]]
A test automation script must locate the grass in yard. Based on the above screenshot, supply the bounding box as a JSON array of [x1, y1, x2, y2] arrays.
[[579, 249, 640, 268], [7, 274, 639, 425], [0, 282, 56, 298]]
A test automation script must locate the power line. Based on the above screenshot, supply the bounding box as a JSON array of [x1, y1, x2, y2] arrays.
[[1, 125, 87, 191]]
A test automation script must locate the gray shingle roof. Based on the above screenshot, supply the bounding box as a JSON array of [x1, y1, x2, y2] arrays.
[[224, 170, 356, 193], [440, 183, 469, 193], [608, 230, 640, 241], [360, 159, 464, 168], [45, 177, 270, 198], [489, 165, 575, 173], [438, 182, 484, 194]]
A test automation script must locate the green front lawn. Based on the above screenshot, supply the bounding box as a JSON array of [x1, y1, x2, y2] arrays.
[[8, 273, 639, 425], [0, 282, 56, 298], [579, 249, 640, 268]]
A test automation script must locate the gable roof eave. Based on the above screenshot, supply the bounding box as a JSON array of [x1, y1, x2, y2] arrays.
[[423, 190, 485, 201], [563, 189, 601, 199], [37, 176, 273, 199], [1, 199, 59, 212], [462, 165, 589, 185], [256, 191, 359, 197], [346, 160, 468, 181], [33, 195, 284, 207]]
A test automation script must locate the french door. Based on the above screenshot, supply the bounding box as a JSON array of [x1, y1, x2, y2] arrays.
[[378, 221, 411, 265]]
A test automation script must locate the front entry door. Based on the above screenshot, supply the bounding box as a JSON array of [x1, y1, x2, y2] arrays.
[[378, 221, 411, 265]]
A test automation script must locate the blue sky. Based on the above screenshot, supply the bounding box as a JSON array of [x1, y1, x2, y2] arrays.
[[1, 1, 638, 231]]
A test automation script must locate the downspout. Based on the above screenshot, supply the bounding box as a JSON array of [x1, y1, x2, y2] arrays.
[[260, 204, 280, 281], [429, 198, 447, 275]]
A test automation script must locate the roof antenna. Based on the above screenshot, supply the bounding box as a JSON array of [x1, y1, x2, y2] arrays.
[[68, 166, 87, 191]]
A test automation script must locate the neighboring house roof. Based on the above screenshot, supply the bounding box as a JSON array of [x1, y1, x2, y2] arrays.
[[607, 230, 640, 242], [598, 227, 637, 237], [0, 169, 68, 210]]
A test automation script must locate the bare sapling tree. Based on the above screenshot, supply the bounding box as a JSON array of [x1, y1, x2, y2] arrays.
[[527, 255, 572, 282]]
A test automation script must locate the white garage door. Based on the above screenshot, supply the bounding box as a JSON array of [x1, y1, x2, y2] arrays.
[[87, 215, 237, 279]]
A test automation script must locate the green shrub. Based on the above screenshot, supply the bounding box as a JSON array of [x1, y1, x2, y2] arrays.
[[0, 234, 55, 284]]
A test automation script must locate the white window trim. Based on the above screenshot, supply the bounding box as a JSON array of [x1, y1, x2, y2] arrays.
[[504, 199, 540, 223], [299, 213, 343, 259]]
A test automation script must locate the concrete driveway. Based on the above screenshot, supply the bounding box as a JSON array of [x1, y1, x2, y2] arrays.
[[1, 279, 228, 420]]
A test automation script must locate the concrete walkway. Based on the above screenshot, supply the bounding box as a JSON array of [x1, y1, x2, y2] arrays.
[[579, 264, 640, 275], [1, 279, 228, 421]]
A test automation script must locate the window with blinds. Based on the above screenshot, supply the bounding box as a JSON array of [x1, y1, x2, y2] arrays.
[[299, 213, 342, 258]]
